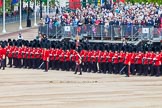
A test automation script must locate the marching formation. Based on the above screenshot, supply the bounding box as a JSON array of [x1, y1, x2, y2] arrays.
[[0, 39, 162, 77]]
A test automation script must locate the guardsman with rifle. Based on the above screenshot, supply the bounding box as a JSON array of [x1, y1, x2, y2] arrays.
[[35, 45, 42, 68], [8, 42, 14, 67], [23, 43, 28, 68], [112, 50, 119, 74], [160, 48, 162, 73], [60, 50, 65, 71], [135, 49, 144, 75], [49, 47, 55, 70], [87, 50, 93, 72], [118, 49, 125, 74], [17, 43, 23, 68], [107, 49, 114, 74], [91, 50, 97, 73], [13, 44, 18, 67], [21, 43, 25, 68], [42, 45, 50, 72], [0, 43, 6, 70], [28, 45, 32, 69], [97, 50, 102, 73], [124, 50, 131, 77], [143, 49, 149, 76], [24, 43, 28, 68], [31, 46, 36, 69], [152, 48, 161, 77], [80, 49, 86, 72], [147, 48, 155, 75], [55, 49, 60, 70], [101, 50, 107, 74], [6, 42, 10, 65], [0, 44, 2, 69], [130, 48, 136, 75], [65, 50, 71, 71]]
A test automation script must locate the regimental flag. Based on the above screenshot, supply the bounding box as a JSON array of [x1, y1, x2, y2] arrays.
[[112, 0, 125, 3], [0, 0, 2, 7], [69, 0, 81, 10], [120, 0, 125, 3], [11, 0, 19, 5]]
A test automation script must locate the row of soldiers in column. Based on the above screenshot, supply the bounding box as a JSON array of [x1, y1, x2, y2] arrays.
[[80, 48, 161, 77], [0, 39, 162, 77]]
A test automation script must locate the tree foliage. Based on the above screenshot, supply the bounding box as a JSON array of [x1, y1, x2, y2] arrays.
[[126, 0, 162, 4]]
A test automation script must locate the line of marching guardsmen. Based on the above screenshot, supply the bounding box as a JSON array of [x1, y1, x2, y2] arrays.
[[80, 48, 162, 77], [1, 40, 162, 77]]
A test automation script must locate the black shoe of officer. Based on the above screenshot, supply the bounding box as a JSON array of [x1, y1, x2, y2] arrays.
[[79, 73, 82, 75]]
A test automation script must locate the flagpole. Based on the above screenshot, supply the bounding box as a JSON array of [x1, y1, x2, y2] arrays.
[[34, 0, 37, 26], [19, 0, 22, 30], [101, 0, 103, 6], [47, 0, 49, 15], [2, 0, 6, 33]]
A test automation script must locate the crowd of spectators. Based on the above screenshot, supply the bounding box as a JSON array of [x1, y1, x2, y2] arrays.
[[44, 2, 162, 29]]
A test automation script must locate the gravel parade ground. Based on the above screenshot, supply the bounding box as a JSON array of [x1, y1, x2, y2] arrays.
[[0, 68, 162, 108]]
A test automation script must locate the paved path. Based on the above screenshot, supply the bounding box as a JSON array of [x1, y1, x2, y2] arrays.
[[0, 12, 56, 40], [0, 20, 39, 41], [0, 68, 162, 108]]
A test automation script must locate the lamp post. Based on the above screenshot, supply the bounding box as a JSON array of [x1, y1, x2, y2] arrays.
[[2, 0, 6, 33], [40, 0, 43, 19], [47, 0, 49, 15], [19, 0, 22, 29], [26, 0, 31, 27], [34, 0, 37, 26]]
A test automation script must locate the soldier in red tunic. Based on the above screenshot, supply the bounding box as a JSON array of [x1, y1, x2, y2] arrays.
[[24, 43, 29, 68], [160, 48, 162, 73], [91, 50, 97, 73], [112, 50, 119, 74], [143, 49, 149, 76], [148, 48, 155, 75], [31, 46, 36, 69], [107, 49, 114, 74], [118, 49, 125, 74], [80, 49, 86, 72], [7, 42, 14, 67], [130, 48, 136, 75], [27, 45, 32, 68], [101, 50, 108, 74], [87, 49, 93, 72], [17, 43, 23, 68], [13, 44, 18, 67], [42, 45, 50, 72], [65, 50, 71, 71], [0, 44, 2, 69], [97, 50, 102, 73], [0, 42, 6, 70], [49, 47, 55, 70], [135, 49, 144, 75], [60, 50, 65, 71], [124, 50, 131, 77], [152, 48, 161, 77], [55, 49, 60, 70]]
